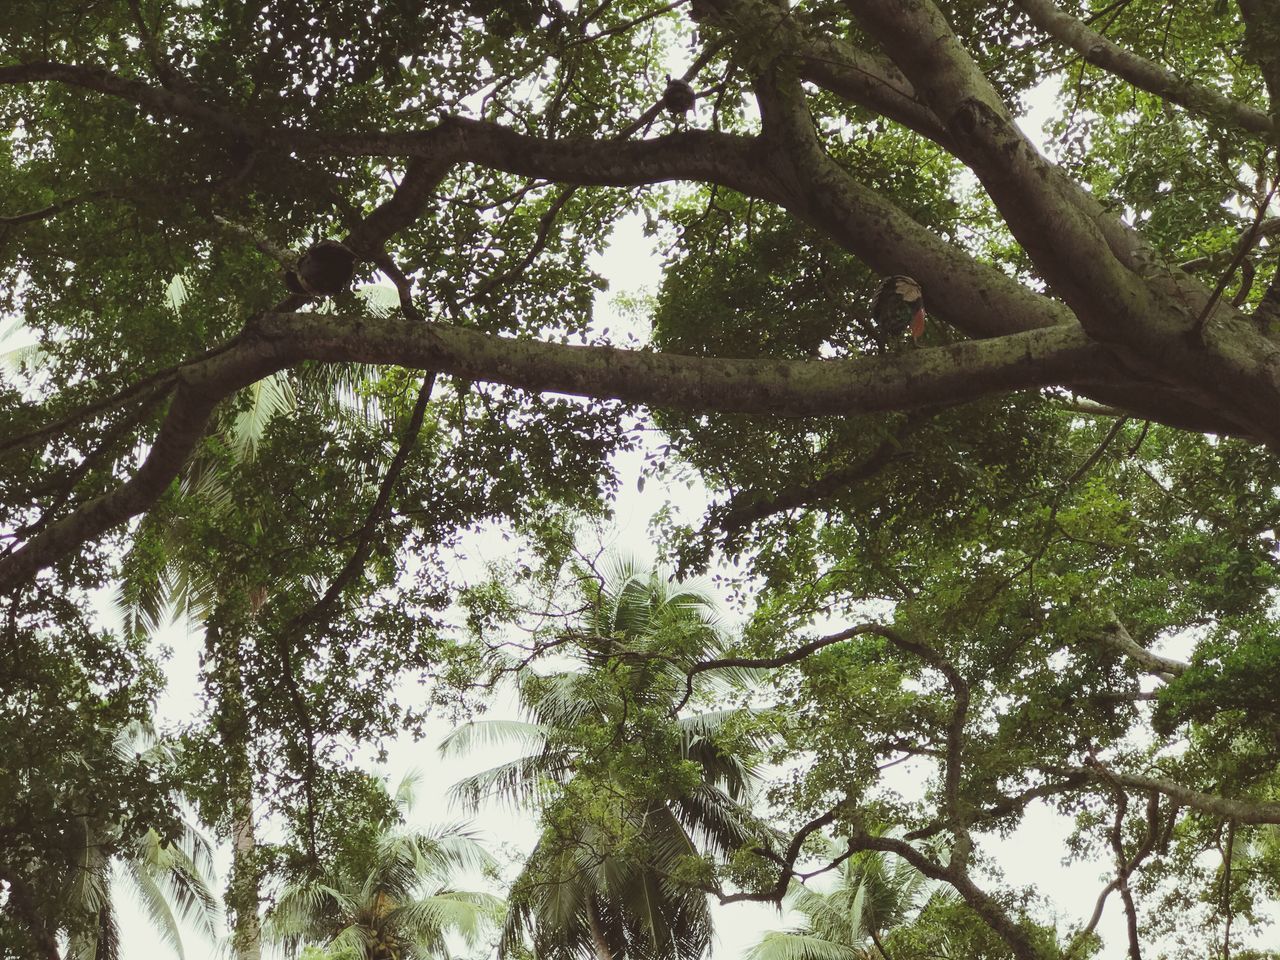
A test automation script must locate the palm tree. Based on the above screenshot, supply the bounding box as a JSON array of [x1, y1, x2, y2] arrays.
[[62, 723, 221, 960], [115, 276, 422, 960], [442, 555, 773, 960], [263, 774, 503, 960], [746, 835, 943, 960]]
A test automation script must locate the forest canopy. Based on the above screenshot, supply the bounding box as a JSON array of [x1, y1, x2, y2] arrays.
[[2, 0, 1280, 958]]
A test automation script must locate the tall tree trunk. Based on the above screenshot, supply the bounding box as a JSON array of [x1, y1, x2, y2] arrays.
[[228, 787, 262, 960], [586, 898, 614, 960], [209, 611, 262, 960]]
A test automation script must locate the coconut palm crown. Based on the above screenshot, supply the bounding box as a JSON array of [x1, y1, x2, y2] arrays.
[[264, 773, 503, 960], [747, 834, 944, 960], [442, 556, 776, 960]]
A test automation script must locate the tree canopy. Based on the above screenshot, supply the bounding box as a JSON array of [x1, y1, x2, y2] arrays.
[[3, 0, 1280, 958]]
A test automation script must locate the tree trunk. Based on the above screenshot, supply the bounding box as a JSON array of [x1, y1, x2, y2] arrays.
[[586, 899, 614, 960], [210, 612, 262, 960], [228, 791, 262, 960]]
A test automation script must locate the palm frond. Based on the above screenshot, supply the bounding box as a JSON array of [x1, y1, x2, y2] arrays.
[[123, 859, 187, 958], [746, 931, 870, 960], [522, 671, 611, 728], [389, 890, 504, 946], [438, 719, 549, 758], [228, 372, 296, 461], [265, 881, 356, 942], [446, 753, 567, 810]]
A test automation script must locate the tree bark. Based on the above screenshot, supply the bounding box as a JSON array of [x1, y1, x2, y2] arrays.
[[586, 899, 614, 960]]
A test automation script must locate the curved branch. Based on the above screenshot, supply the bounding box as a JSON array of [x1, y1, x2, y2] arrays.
[[719, 806, 842, 904], [706, 411, 934, 539], [851, 833, 1044, 960], [0, 317, 1110, 590], [0, 337, 304, 590], [1014, 0, 1274, 136], [0, 189, 123, 225], [670, 622, 897, 715], [1094, 619, 1188, 680], [0, 61, 259, 137], [1072, 763, 1280, 824]]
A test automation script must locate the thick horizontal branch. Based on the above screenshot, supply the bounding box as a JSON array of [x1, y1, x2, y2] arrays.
[[1071, 764, 1280, 824], [1094, 619, 1188, 680], [1014, 0, 1274, 136], [301, 117, 788, 207], [0, 317, 1109, 590], [259, 312, 1110, 415], [0, 61, 780, 206], [0, 61, 260, 137]]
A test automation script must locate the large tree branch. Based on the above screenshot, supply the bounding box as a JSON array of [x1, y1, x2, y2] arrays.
[[847, 0, 1280, 442], [694, 0, 954, 144], [0, 56, 1086, 344], [0, 61, 260, 137], [257, 311, 1110, 416], [0, 338, 304, 590], [1070, 763, 1280, 825], [1093, 618, 1188, 681], [301, 118, 788, 209], [847, 0, 1161, 332], [1014, 0, 1274, 136], [750, 70, 1076, 339], [0, 318, 1114, 590]]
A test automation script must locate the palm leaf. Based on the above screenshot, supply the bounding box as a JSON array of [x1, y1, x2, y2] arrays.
[[438, 718, 550, 757], [389, 890, 505, 946], [746, 931, 870, 960], [228, 372, 296, 461]]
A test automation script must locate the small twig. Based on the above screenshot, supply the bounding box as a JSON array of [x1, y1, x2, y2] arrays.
[[1189, 175, 1279, 344], [0, 189, 120, 225]]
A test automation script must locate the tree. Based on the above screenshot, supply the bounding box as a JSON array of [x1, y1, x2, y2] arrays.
[[112, 279, 435, 960], [747, 835, 941, 960], [263, 774, 503, 960], [4, 0, 1280, 956], [63, 796, 221, 960], [747, 834, 1074, 960], [443, 556, 772, 960], [0, 714, 218, 960]]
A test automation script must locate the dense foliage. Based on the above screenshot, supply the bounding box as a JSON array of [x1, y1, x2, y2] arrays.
[[3, 0, 1280, 958]]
